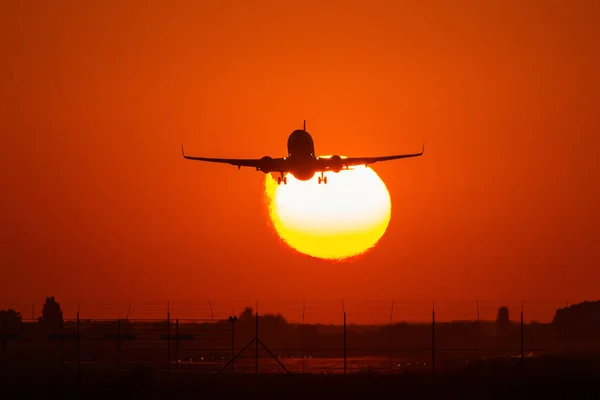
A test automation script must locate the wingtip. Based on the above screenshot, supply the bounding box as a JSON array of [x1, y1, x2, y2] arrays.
[[181, 142, 185, 157], [421, 140, 425, 154]]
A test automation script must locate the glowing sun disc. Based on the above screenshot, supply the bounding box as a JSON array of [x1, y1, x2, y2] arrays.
[[264, 165, 392, 260]]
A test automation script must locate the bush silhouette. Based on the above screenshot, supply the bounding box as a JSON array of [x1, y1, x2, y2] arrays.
[[0, 309, 22, 332]]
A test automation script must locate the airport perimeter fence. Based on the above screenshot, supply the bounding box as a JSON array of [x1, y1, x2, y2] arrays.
[[1, 299, 598, 375]]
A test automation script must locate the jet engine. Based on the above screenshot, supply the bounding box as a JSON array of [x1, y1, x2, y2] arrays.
[[258, 156, 274, 173], [329, 155, 344, 173]]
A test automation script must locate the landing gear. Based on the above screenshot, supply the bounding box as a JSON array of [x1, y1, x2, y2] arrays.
[[277, 173, 287, 185], [317, 172, 328, 185]]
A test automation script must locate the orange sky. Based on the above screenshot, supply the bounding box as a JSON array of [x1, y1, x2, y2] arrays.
[[2, 0, 599, 322]]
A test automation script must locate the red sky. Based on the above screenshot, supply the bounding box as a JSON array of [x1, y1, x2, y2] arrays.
[[2, 0, 599, 322]]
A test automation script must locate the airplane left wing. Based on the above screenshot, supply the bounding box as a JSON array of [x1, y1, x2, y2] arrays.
[[181, 144, 286, 172]]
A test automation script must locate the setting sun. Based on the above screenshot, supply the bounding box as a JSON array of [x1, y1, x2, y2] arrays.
[[264, 162, 392, 261]]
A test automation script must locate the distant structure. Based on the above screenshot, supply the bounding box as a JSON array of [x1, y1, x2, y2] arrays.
[[38, 296, 63, 331], [496, 306, 510, 335]]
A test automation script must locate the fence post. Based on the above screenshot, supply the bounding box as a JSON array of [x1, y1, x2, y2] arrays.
[[117, 319, 121, 369], [432, 301, 435, 379], [302, 301, 305, 373], [59, 318, 64, 366], [167, 305, 171, 375], [1, 314, 5, 361], [520, 302, 524, 361], [255, 304, 259, 376], [76, 311, 80, 372], [476, 300, 480, 351], [564, 300, 568, 357], [175, 319, 179, 371], [343, 311, 347, 375], [229, 315, 237, 373], [389, 301, 395, 369]]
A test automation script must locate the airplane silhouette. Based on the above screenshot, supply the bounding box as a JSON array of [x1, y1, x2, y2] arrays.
[[181, 121, 424, 185]]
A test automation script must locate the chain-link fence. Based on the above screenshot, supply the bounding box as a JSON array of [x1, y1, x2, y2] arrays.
[[1, 299, 597, 375]]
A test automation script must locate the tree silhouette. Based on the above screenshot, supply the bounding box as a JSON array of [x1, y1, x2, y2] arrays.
[[0, 309, 22, 331], [239, 307, 254, 320], [38, 296, 63, 331]]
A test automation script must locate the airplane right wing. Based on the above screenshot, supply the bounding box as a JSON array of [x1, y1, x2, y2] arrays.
[[318, 141, 424, 170], [181, 144, 287, 172]]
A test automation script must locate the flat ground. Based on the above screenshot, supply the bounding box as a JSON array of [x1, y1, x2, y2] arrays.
[[1, 355, 598, 398]]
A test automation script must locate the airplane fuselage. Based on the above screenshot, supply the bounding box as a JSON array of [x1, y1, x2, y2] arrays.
[[285, 129, 320, 181]]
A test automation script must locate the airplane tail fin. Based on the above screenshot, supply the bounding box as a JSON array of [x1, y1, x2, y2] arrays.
[[303, 120, 306, 131]]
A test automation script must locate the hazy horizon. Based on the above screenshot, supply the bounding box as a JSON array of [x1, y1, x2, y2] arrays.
[[1, 297, 588, 324]]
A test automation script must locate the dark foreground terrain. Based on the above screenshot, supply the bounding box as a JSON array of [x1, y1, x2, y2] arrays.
[[2, 355, 599, 399]]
